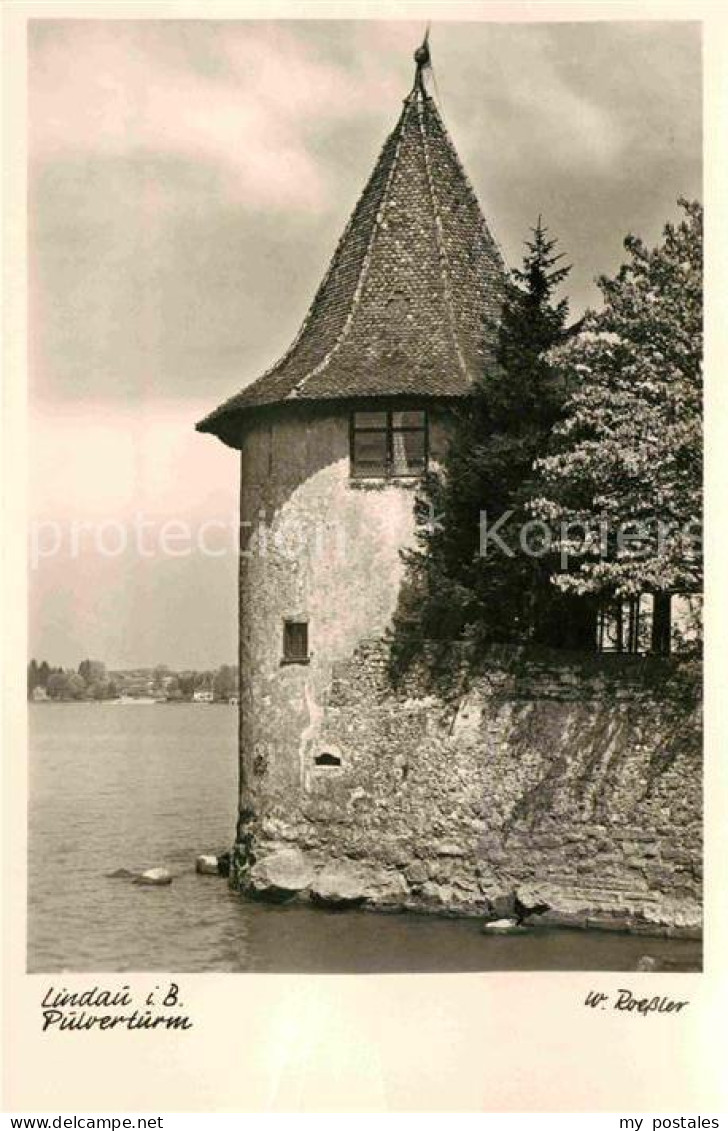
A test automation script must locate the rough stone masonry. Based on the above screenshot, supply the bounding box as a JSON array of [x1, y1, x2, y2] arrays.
[[235, 642, 702, 937]]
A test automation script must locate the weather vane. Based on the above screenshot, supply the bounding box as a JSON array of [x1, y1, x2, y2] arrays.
[[413, 25, 431, 96]]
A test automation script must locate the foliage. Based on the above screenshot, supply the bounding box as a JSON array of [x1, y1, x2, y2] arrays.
[[390, 218, 589, 669], [28, 658, 236, 700], [152, 664, 171, 690], [45, 671, 68, 699], [27, 659, 53, 697], [78, 659, 106, 684], [27, 659, 39, 698], [213, 664, 239, 701], [531, 199, 703, 600], [43, 670, 85, 699], [176, 673, 198, 700]]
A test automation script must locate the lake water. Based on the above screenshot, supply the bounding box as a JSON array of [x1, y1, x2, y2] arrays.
[[28, 703, 701, 973]]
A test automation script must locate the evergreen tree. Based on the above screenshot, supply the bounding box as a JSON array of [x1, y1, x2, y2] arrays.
[[391, 219, 589, 668], [213, 664, 239, 701], [177, 672, 197, 700], [46, 671, 68, 700]]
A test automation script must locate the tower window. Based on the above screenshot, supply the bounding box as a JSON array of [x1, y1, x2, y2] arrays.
[[350, 409, 428, 479], [282, 619, 309, 664]]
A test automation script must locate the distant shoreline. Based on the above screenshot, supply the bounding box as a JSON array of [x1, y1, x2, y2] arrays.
[[29, 698, 236, 705]]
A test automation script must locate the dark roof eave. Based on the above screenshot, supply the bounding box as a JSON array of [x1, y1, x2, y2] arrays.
[[195, 388, 474, 447], [195, 414, 244, 449]]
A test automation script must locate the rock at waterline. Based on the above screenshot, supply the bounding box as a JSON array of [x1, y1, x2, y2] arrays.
[[248, 848, 314, 901], [489, 892, 516, 919], [513, 888, 551, 923], [105, 868, 138, 880], [133, 867, 173, 886], [636, 955, 660, 972], [310, 862, 368, 909], [196, 851, 231, 877], [485, 889, 551, 925], [482, 918, 525, 934]]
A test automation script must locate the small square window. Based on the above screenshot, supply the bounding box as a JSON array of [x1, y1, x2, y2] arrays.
[[282, 620, 309, 664]]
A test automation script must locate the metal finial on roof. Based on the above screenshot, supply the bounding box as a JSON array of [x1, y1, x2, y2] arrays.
[[412, 26, 431, 97], [196, 31, 510, 443]]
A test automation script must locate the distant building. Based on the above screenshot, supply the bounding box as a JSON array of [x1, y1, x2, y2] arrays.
[[30, 686, 49, 702]]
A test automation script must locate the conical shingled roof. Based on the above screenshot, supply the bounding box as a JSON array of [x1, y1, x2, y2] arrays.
[[197, 75, 507, 443]]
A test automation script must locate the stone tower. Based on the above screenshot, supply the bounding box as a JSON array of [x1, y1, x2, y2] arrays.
[[197, 46, 508, 881]]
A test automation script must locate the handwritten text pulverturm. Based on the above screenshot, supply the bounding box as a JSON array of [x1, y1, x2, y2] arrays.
[[41, 982, 193, 1032]]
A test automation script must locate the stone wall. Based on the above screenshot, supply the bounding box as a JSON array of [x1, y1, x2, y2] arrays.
[[237, 642, 702, 937], [236, 403, 454, 820]]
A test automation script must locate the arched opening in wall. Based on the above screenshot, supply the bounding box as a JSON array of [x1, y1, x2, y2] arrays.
[[314, 751, 342, 767]]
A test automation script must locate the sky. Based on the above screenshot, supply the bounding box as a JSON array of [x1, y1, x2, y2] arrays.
[[28, 18, 702, 669]]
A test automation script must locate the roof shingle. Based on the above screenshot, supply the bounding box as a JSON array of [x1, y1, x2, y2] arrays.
[[197, 83, 507, 443]]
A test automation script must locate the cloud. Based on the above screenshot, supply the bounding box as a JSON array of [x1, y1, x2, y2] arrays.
[[432, 25, 629, 182], [29, 20, 701, 409], [29, 400, 236, 521], [30, 21, 385, 210]]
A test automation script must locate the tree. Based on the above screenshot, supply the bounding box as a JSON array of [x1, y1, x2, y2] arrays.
[[46, 672, 68, 700], [177, 673, 197, 700], [27, 659, 39, 699], [79, 659, 106, 685], [391, 218, 586, 665], [531, 199, 702, 648], [64, 672, 86, 699], [152, 664, 170, 690], [213, 665, 238, 701]]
